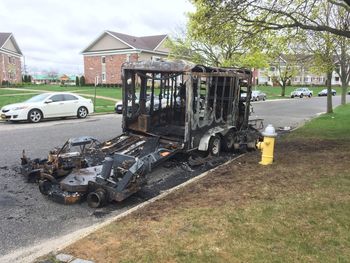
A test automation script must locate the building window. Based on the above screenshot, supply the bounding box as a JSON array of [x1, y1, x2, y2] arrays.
[[304, 77, 309, 82], [102, 73, 106, 82], [101, 56, 106, 64], [335, 77, 340, 82]]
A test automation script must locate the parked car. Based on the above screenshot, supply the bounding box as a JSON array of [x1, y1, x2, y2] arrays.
[[0, 92, 93, 123], [241, 90, 267, 101], [318, 89, 336, 96], [251, 90, 267, 101], [290, 87, 313, 98], [115, 93, 180, 114]]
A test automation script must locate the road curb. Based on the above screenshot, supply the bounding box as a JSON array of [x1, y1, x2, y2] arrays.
[[0, 154, 245, 263]]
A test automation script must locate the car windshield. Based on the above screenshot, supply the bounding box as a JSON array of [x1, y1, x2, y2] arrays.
[[25, 93, 51, 103], [296, 88, 303, 91]]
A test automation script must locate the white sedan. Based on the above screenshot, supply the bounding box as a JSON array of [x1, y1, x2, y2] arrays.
[[0, 92, 94, 123]]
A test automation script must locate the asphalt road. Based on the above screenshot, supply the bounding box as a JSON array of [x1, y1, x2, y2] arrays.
[[0, 95, 348, 260]]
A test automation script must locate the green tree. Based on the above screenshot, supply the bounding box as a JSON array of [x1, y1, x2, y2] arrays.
[[200, 0, 350, 38], [167, 0, 269, 68], [80, 76, 85, 86], [75, 76, 80, 86]]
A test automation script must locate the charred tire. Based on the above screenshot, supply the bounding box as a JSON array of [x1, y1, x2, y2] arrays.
[[223, 132, 235, 152], [208, 135, 221, 156], [77, 106, 88, 118], [39, 180, 52, 195], [28, 109, 43, 123], [87, 189, 107, 208]]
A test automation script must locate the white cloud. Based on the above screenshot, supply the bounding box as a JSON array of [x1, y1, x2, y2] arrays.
[[0, 0, 194, 75]]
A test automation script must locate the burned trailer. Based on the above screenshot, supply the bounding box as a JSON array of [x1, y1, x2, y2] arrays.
[[121, 60, 256, 154], [27, 60, 261, 207], [85, 60, 260, 207]]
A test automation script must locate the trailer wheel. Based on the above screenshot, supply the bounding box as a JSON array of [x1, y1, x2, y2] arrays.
[[87, 189, 107, 208], [208, 136, 221, 156], [223, 132, 235, 152]]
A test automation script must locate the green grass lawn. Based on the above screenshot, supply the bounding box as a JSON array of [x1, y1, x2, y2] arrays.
[[255, 86, 343, 100], [15, 85, 123, 100], [0, 94, 39, 109], [0, 88, 38, 95], [288, 104, 350, 140], [0, 85, 119, 113]]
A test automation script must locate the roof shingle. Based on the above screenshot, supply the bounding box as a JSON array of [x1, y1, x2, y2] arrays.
[[0, 33, 11, 48], [106, 31, 167, 51]]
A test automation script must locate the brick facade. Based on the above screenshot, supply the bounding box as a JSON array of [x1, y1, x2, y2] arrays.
[[84, 53, 139, 85], [0, 52, 22, 84]]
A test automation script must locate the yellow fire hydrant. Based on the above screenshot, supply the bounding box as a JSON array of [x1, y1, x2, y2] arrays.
[[256, 124, 277, 165]]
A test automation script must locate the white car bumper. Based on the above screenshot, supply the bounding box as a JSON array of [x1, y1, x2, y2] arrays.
[[0, 109, 29, 121]]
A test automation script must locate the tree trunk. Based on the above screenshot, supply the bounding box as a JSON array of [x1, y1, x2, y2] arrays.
[[341, 78, 347, 105], [281, 83, 286, 97], [326, 71, 333, 114]]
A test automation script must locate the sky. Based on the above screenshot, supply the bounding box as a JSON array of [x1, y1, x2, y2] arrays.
[[0, 0, 194, 75]]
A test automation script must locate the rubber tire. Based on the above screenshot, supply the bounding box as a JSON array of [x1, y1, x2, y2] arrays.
[[77, 106, 88, 118], [291, 95, 294, 98], [300, 94, 303, 98], [223, 132, 235, 152], [28, 109, 43, 123], [308, 94, 312, 98], [208, 136, 221, 156], [263, 96, 266, 101], [332, 92, 336, 96]]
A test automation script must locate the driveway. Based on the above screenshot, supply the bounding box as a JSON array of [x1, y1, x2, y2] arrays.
[[0, 95, 348, 261]]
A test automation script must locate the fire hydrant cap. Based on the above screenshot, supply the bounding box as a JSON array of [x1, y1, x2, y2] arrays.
[[262, 124, 277, 137]]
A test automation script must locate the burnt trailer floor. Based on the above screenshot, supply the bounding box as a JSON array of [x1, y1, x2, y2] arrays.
[[0, 151, 237, 256]]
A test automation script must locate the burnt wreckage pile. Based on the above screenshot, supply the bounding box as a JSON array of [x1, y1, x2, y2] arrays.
[[21, 60, 261, 208]]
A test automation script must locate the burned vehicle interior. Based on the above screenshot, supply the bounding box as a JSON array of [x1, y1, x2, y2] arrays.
[[21, 60, 261, 208]]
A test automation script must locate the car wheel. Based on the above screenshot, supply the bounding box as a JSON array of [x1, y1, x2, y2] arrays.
[[28, 109, 43, 123], [208, 135, 221, 156], [291, 95, 294, 98], [77, 106, 88, 118], [308, 93, 312, 98], [300, 94, 303, 98], [263, 96, 266, 101], [332, 92, 336, 96]]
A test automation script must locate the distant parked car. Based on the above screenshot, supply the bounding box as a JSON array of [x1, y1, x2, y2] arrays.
[[290, 88, 313, 98], [240, 90, 266, 101], [251, 90, 267, 101], [318, 89, 336, 96], [0, 92, 93, 123]]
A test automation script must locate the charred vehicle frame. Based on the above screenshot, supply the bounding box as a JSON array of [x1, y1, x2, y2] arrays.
[[21, 60, 261, 207]]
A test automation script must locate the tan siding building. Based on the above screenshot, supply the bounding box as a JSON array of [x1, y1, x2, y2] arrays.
[[82, 31, 169, 85], [0, 33, 23, 84]]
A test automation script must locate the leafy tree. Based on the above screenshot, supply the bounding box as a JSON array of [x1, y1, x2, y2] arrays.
[[80, 76, 85, 86], [75, 76, 80, 86], [167, 1, 269, 69], [28, 75, 32, 83], [333, 6, 350, 104], [198, 0, 350, 38]]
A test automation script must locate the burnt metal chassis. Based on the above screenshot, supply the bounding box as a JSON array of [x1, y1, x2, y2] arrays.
[[36, 133, 181, 206]]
